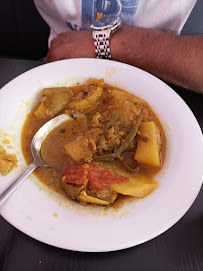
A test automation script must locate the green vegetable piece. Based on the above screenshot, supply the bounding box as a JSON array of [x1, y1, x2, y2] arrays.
[[93, 114, 143, 161]]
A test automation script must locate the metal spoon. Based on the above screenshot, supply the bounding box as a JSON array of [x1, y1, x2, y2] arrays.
[[0, 113, 71, 207]]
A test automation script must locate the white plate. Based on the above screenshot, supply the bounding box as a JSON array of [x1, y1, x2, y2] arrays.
[[0, 59, 202, 252]]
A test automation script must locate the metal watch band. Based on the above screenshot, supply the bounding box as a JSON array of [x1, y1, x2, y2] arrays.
[[91, 16, 121, 60], [93, 31, 111, 59]]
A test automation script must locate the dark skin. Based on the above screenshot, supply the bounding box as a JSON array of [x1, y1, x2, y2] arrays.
[[44, 26, 203, 93]]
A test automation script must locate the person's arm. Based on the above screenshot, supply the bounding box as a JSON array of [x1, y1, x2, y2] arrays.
[[45, 26, 203, 93]]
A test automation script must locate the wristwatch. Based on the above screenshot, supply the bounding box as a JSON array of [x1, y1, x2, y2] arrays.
[[90, 15, 121, 59]]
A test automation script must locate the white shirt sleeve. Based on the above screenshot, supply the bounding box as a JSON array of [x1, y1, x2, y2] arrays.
[[134, 0, 197, 34]]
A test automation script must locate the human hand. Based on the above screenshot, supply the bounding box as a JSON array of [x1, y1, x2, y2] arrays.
[[44, 30, 95, 62]]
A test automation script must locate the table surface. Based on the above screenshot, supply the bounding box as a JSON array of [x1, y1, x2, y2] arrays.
[[0, 58, 202, 271]]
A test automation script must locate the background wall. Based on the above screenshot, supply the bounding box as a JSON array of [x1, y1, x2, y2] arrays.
[[182, 0, 203, 35], [0, 0, 49, 59], [0, 0, 202, 60]]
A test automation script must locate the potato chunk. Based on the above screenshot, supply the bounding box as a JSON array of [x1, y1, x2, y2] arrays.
[[135, 122, 161, 167], [103, 162, 159, 198], [63, 135, 93, 162], [111, 175, 159, 198], [63, 128, 103, 162], [35, 87, 73, 119]]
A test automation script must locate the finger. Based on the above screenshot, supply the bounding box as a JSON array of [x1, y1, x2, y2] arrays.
[[44, 39, 62, 62], [50, 36, 63, 51], [44, 35, 69, 62], [45, 45, 70, 62], [44, 49, 52, 62]]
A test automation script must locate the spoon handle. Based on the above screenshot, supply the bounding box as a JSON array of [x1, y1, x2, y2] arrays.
[[0, 163, 37, 207]]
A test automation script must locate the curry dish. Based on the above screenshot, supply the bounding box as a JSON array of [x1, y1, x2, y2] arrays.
[[21, 78, 166, 206]]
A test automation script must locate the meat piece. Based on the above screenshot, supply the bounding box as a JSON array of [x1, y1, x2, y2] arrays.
[[106, 89, 132, 103], [107, 89, 150, 122], [103, 100, 140, 128], [61, 162, 129, 204]]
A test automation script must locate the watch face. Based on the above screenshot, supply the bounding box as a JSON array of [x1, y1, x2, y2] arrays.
[[92, 15, 120, 30]]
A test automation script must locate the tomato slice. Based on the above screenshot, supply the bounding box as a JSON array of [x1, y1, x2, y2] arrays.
[[63, 162, 129, 190]]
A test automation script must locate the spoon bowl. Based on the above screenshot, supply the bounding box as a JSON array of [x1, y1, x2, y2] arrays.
[[0, 113, 71, 207]]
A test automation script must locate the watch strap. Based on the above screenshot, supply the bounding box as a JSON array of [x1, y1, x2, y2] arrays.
[[93, 31, 111, 59], [91, 16, 121, 60]]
